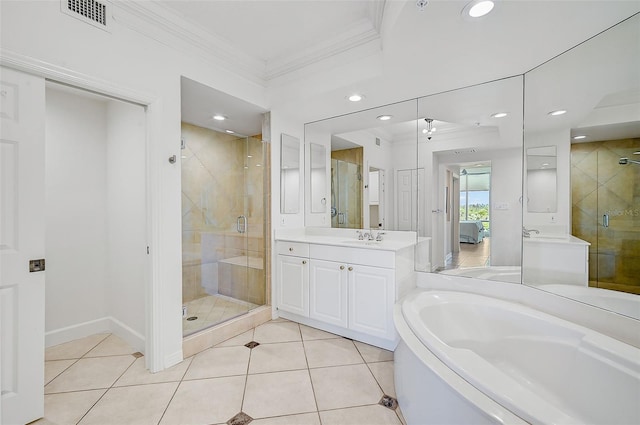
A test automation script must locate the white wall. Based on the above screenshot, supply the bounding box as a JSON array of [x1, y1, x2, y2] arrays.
[[106, 100, 147, 350], [44, 88, 147, 351], [2, 1, 269, 369], [45, 89, 109, 338]]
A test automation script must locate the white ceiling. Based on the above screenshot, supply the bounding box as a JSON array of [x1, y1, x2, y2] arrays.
[[158, 1, 640, 129]]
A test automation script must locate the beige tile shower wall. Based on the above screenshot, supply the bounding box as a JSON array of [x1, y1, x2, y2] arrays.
[[181, 123, 266, 304], [571, 138, 640, 294]]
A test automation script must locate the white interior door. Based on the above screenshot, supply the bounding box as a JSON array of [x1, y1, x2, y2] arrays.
[[0, 67, 46, 424]]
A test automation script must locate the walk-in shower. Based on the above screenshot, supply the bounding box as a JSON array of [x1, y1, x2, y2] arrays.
[[181, 123, 267, 336]]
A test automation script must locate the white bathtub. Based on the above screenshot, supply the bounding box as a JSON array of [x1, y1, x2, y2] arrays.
[[394, 289, 640, 424]]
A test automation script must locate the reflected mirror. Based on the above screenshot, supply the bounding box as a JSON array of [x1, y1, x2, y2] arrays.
[[526, 146, 557, 213], [280, 134, 301, 214], [523, 14, 640, 319]]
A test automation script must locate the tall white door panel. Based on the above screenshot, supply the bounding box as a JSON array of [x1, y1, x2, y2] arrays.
[[0, 67, 46, 424]]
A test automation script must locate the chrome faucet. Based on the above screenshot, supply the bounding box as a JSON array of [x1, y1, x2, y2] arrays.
[[522, 226, 540, 238], [375, 231, 386, 242], [356, 230, 364, 240], [363, 232, 375, 241]]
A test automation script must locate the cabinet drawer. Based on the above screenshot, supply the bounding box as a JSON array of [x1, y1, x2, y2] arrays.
[[309, 244, 394, 268], [277, 241, 310, 257]]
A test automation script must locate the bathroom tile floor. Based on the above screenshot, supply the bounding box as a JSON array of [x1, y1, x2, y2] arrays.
[[36, 319, 405, 425], [441, 237, 491, 270]]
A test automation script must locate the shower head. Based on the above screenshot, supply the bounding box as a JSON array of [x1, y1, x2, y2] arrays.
[[619, 157, 640, 166]]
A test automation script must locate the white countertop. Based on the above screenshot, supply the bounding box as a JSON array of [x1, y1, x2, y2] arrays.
[[523, 234, 590, 245], [275, 228, 421, 252]]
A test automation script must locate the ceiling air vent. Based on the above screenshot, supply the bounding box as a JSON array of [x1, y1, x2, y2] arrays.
[[61, 0, 110, 32]]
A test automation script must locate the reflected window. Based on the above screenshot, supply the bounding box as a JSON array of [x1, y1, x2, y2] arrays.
[[459, 169, 491, 231]]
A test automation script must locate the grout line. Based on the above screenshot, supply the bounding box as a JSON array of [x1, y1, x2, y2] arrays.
[[299, 323, 321, 418]]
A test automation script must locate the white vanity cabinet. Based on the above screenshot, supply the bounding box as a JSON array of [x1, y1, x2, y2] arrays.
[[276, 242, 310, 317], [276, 237, 415, 350]]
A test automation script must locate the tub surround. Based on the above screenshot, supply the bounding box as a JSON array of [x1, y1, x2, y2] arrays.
[[275, 228, 417, 350], [523, 232, 590, 286], [395, 272, 640, 424]]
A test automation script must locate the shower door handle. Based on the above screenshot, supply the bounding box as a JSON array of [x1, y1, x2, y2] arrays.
[[603, 214, 609, 228], [237, 215, 247, 233]]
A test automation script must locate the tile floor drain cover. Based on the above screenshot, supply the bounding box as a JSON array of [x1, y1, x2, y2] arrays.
[[244, 341, 260, 349], [379, 394, 399, 410], [186, 316, 198, 321], [227, 411, 253, 425]]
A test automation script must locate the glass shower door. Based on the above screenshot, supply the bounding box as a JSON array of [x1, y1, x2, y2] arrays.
[[331, 158, 363, 228], [595, 140, 640, 294], [181, 124, 266, 337]]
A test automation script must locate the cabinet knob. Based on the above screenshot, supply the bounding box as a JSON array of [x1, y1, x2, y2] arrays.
[[289, 247, 293, 252], [302, 260, 307, 265], [348, 267, 353, 271], [340, 265, 345, 270]]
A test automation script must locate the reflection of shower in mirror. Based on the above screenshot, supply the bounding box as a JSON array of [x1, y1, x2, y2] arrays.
[[618, 157, 640, 166]]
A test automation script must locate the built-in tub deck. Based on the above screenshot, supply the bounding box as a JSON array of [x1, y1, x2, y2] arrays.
[[398, 290, 640, 424]]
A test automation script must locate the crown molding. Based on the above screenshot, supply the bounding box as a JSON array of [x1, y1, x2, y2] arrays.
[[265, 18, 381, 81], [111, 1, 384, 85], [112, 1, 268, 86]]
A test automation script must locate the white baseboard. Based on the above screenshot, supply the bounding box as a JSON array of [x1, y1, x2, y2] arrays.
[[164, 350, 184, 370], [46, 316, 145, 353]]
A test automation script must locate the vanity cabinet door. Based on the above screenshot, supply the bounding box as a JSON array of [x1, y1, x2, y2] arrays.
[[276, 254, 309, 317], [309, 259, 348, 328], [348, 264, 395, 340]]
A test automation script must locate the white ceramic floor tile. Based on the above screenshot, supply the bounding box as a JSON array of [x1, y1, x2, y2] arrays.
[[159, 376, 245, 425], [45, 334, 109, 361], [248, 342, 308, 374], [304, 338, 363, 368], [42, 389, 106, 425], [310, 364, 383, 411], [368, 361, 395, 397], [354, 341, 394, 363], [115, 356, 192, 387], [79, 382, 178, 425], [253, 321, 301, 343], [216, 329, 255, 347], [299, 325, 341, 341], [183, 345, 250, 380], [250, 412, 321, 425], [45, 359, 76, 385], [45, 355, 136, 394], [319, 404, 401, 425], [243, 370, 317, 419], [84, 334, 135, 357]]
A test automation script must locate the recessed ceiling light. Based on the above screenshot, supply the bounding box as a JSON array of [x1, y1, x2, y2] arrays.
[[463, 0, 494, 18], [491, 112, 508, 118], [256, 164, 261, 167], [573, 135, 586, 140], [213, 114, 226, 121], [347, 94, 364, 102], [225, 130, 235, 134], [633, 151, 640, 155], [377, 115, 392, 121], [247, 155, 253, 158], [548, 110, 567, 116]]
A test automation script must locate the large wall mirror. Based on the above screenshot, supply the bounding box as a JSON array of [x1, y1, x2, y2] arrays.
[[304, 76, 524, 284], [523, 14, 639, 318]]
